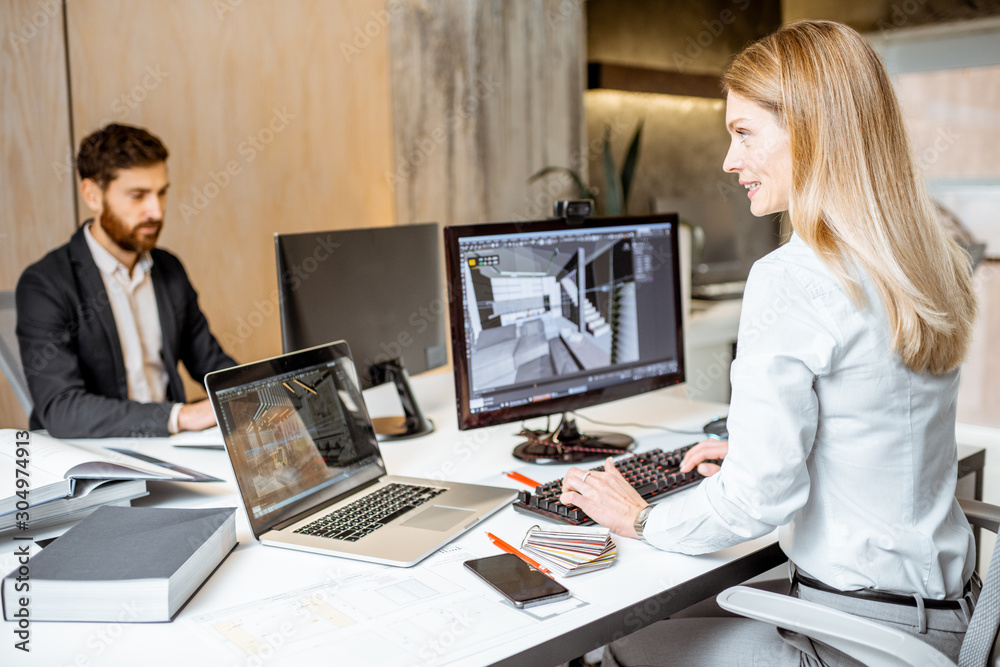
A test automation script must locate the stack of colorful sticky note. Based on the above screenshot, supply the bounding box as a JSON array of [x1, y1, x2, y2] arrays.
[[521, 525, 617, 576]]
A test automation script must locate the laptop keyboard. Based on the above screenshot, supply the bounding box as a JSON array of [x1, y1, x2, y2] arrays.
[[293, 483, 446, 542]]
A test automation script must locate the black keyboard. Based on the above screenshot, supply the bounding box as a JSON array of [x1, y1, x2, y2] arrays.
[[512, 445, 706, 526], [293, 482, 445, 542]]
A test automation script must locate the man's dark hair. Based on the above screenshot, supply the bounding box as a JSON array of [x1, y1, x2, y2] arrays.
[[76, 123, 169, 190]]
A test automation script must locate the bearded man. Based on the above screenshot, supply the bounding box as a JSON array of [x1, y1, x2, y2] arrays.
[[16, 124, 235, 438]]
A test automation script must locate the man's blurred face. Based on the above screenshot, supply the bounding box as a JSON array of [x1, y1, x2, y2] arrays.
[[96, 162, 168, 254]]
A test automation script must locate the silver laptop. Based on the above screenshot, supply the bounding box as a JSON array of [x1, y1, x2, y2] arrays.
[[205, 341, 515, 567]]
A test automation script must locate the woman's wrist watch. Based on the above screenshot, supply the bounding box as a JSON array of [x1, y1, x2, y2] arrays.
[[633, 505, 654, 541]]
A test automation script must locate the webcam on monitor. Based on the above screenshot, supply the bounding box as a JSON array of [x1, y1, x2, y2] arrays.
[[553, 199, 594, 223]]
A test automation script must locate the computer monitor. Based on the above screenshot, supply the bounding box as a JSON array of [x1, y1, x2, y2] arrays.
[[444, 213, 685, 464], [275, 223, 448, 440]]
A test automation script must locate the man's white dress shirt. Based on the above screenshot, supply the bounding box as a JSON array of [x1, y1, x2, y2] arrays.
[[645, 233, 974, 600], [84, 223, 182, 432]]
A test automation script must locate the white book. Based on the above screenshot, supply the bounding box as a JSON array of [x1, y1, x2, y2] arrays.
[[0, 429, 219, 516], [0, 479, 148, 533]]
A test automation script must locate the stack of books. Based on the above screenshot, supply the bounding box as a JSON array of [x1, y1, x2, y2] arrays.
[[521, 525, 617, 576], [0, 429, 221, 534]]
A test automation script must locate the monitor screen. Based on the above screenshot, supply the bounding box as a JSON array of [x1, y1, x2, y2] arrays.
[[207, 343, 384, 536], [444, 214, 685, 434]]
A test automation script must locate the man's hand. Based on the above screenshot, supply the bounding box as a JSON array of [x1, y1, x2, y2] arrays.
[[680, 438, 729, 477], [177, 399, 217, 432], [559, 458, 648, 538]]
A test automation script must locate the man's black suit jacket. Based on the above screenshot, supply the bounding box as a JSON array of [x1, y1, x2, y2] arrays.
[[15, 224, 236, 437]]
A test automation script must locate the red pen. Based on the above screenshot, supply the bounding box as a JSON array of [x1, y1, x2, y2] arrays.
[[505, 471, 541, 488], [486, 532, 553, 576]]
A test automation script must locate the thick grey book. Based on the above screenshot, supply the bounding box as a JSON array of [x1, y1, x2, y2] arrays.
[[1, 505, 237, 622]]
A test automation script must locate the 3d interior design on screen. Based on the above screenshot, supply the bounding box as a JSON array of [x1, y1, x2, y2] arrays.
[[216, 365, 374, 517], [464, 238, 640, 394], [226, 370, 356, 464]]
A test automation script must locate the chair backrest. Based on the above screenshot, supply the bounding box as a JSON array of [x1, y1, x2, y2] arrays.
[[0, 291, 33, 418], [956, 498, 1000, 666]]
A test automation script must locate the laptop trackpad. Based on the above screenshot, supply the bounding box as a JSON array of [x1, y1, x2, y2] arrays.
[[401, 506, 475, 531]]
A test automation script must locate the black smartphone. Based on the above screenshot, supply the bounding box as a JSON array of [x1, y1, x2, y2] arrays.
[[464, 553, 570, 608]]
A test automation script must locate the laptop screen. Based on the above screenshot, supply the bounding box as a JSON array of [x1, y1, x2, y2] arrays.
[[208, 343, 385, 536]]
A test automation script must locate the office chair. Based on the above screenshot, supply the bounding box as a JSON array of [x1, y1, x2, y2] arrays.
[[0, 291, 33, 419], [718, 497, 1000, 667]]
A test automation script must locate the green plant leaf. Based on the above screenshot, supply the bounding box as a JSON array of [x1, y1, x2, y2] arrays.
[[528, 166, 597, 201], [602, 126, 623, 216], [620, 120, 644, 209]]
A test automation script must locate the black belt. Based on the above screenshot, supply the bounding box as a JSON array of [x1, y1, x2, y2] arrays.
[[792, 571, 975, 610]]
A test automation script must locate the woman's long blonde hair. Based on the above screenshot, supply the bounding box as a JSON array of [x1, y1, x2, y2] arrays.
[[722, 20, 976, 374]]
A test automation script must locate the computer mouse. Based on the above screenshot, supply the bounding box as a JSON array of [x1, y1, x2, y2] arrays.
[[703, 416, 728, 440]]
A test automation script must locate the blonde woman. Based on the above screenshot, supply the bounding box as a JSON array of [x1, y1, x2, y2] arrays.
[[561, 21, 979, 664]]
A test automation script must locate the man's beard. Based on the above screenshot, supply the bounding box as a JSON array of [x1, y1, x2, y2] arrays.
[[99, 207, 162, 254]]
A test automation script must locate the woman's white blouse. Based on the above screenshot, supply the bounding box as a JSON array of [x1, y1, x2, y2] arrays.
[[644, 233, 974, 599]]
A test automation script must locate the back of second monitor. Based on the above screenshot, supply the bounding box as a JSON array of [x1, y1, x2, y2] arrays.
[[274, 223, 447, 440]]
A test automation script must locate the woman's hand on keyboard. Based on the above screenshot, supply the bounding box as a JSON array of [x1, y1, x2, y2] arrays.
[[680, 439, 729, 477], [559, 458, 647, 539]]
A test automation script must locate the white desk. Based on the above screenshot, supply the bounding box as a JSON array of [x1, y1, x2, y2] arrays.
[[0, 371, 986, 666]]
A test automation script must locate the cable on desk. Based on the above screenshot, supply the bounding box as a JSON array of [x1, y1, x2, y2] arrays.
[[568, 411, 712, 436], [514, 428, 635, 459]]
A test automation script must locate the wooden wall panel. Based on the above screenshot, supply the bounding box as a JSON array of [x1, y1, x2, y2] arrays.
[[388, 0, 585, 228], [782, 0, 897, 32], [0, 0, 76, 428], [957, 261, 1000, 427], [66, 0, 396, 398], [895, 65, 1000, 181]]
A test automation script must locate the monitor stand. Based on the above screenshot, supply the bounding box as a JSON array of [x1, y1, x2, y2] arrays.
[[368, 359, 434, 440], [512, 413, 635, 465]]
